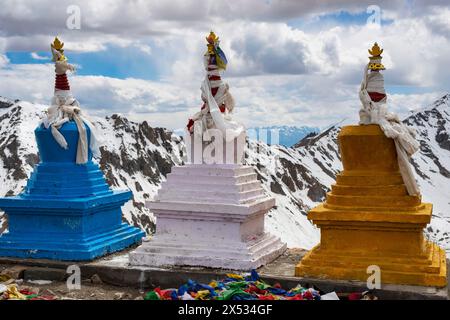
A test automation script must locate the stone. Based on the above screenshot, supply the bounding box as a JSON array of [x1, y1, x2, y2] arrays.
[[24, 267, 66, 282], [1, 265, 27, 279], [129, 163, 286, 270], [295, 125, 447, 287], [114, 292, 125, 300], [90, 274, 103, 285], [0, 121, 145, 261]]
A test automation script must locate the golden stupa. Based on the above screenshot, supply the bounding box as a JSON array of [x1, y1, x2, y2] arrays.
[[295, 45, 447, 287]]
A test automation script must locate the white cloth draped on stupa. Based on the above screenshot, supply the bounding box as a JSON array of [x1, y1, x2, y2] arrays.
[[43, 37, 100, 164], [200, 67, 245, 142], [359, 43, 420, 196], [43, 93, 100, 164], [187, 32, 245, 143]]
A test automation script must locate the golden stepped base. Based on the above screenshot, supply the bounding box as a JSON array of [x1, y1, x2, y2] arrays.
[[295, 125, 447, 288], [296, 241, 447, 287]]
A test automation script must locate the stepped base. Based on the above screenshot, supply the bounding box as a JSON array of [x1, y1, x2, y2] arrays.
[[296, 241, 447, 287], [0, 223, 144, 261], [129, 164, 286, 270], [0, 191, 145, 261], [295, 125, 447, 287], [130, 233, 286, 270]]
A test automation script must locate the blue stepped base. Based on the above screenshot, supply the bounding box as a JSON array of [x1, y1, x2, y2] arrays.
[[0, 223, 144, 261], [0, 121, 144, 261]]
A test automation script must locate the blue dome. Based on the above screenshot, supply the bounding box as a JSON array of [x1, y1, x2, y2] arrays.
[[35, 121, 93, 163], [24, 120, 108, 199]]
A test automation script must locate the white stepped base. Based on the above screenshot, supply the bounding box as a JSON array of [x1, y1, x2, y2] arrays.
[[129, 233, 286, 270], [129, 164, 287, 270]]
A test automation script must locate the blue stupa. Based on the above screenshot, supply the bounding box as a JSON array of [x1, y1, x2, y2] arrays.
[[0, 38, 144, 261]]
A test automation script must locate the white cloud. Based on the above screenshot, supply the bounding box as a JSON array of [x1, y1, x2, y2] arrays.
[[0, 54, 9, 68], [30, 52, 49, 60], [425, 6, 450, 40]]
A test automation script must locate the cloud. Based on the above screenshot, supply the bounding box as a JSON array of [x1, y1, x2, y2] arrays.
[[0, 54, 9, 68], [0, 1, 445, 52], [30, 52, 50, 60], [0, 63, 199, 128], [425, 6, 450, 40], [226, 23, 311, 76]]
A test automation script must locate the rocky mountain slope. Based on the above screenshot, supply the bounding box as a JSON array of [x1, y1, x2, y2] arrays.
[[0, 94, 449, 252]]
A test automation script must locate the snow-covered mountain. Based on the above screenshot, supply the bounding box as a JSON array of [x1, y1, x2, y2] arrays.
[[403, 94, 450, 249], [0, 94, 449, 253], [247, 125, 319, 147]]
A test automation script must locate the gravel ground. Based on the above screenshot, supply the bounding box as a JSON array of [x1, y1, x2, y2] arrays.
[[0, 264, 145, 300]]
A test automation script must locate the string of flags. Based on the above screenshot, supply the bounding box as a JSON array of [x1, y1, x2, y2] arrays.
[[1, 268, 378, 300], [143, 270, 377, 301]]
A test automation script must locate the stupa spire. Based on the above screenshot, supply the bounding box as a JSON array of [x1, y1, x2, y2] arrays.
[[186, 31, 243, 142], [45, 36, 100, 165], [51, 36, 74, 93]]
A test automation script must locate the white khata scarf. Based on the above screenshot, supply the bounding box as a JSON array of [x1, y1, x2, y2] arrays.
[[200, 66, 245, 142], [43, 95, 100, 164], [359, 63, 420, 196]]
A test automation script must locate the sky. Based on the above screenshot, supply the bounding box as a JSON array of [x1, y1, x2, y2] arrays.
[[0, 0, 449, 130]]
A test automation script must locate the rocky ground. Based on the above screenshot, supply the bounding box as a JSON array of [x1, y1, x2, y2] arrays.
[[0, 264, 145, 300]]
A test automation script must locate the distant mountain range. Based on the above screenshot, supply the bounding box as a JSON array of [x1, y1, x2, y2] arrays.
[[247, 125, 320, 147]]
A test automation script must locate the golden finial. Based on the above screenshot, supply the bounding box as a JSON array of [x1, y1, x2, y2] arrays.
[[51, 37, 64, 51], [368, 42, 385, 71], [368, 42, 383, 58], [206, 31, 219, 45], [204, 31, 228, 69], [51, 36, 67, 62], [206, 31, 219, 55]]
